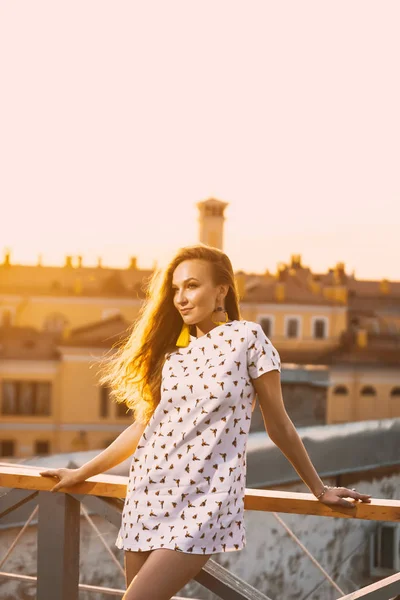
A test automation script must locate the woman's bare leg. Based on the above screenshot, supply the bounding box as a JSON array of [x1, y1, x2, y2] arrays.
[[122, 548, 212, 600], [124, 549, 152, 589]]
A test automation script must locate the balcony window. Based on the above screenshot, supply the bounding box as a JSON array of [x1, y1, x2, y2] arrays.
[[100, 385, 132, 418], [20, 382, 35, 414], [0, 440, 15, 457], [99, 385, 110, 418], [313, 318, 327, 339], [43, 313, 68, 334], [260, 318, 272, 338], [361, 386, 376, 396], [1, 381, 51, 416], [35, 440, 50, 455], [116, 401, 132, 418], [285, 317, 300, 339], [333, 385, 349, 395], [103, 437, 116, 448]]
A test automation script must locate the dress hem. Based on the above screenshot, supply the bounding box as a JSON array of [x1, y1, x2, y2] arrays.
[[115, 540, 246, 554]]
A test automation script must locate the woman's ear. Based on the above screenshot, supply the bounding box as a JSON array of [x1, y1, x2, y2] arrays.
[[219, 284, 229, 301]]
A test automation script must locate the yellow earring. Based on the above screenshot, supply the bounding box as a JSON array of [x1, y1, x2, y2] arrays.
[[211, 306, 229, 326], [176, 322, 191, 347]]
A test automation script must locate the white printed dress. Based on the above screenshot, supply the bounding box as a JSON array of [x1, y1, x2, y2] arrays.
[[115, 319, 281, 554]]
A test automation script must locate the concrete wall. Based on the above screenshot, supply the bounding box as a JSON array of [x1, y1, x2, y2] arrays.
[[250, 383, 327, 431], [208, 474, 400, 600]]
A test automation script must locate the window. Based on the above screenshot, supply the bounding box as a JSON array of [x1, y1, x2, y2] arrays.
[[260, 317, 273, 338], [43, 313, 68, 334], [2, 381, 17, 414], [1, 309, 13, 327], [285, 317, 301, 339], [103, 437, 116, 448], [99, 386, 110, 418], [333, 385, 349, 395], [36, 383, 51, 414], [370, 523, 400, 576], [35, 440, 50, 455], [361, 386, 376, 396], [20, 382, 34, 414], [116, 402, 132, 418], [390, 387, 400, 397], [0, 440, 15, 457], [100, 385, 132, 418], [313, 318, 327, 339], [205, 205, 222, 217], [1, 381, 51, 416]]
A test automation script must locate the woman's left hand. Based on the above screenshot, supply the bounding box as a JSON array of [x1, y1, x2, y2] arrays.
[[318, 486, 372, 508]]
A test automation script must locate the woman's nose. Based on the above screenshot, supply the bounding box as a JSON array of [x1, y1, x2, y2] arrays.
[[175, 289, 187, 305]]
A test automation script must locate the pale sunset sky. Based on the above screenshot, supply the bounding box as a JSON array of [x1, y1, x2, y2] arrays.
[[0, 1, 399, 279]]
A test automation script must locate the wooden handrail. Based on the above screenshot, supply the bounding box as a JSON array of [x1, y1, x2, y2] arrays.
[[1, 464, 399, 522]]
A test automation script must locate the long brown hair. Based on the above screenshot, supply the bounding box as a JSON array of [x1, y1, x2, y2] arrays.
[[99, 244, 241, 426]]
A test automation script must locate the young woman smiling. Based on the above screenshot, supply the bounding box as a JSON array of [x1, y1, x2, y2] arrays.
[[40, 244, 371, 600]]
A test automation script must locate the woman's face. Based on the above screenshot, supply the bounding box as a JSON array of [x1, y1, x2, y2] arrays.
[[172, 259, 227, 327]]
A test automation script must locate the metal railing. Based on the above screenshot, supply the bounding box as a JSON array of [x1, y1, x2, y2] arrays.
[[1, 463, 399, 600]]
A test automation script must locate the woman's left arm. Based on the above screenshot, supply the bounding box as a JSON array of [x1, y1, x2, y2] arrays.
[[252, 370, 372, 509]]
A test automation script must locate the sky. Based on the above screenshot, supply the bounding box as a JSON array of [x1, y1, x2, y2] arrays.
[[0, 1, 399, 280]]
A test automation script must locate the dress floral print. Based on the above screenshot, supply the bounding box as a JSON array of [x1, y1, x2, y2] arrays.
[[115, 319, 281, 554]]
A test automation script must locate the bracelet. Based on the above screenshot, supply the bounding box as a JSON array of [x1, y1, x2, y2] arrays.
[[315, 484, 341, 499], [315, 484, 330, 500]]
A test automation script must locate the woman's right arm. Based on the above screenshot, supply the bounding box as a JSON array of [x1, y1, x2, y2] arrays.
[[39, 419, 147, 492], [77, 419, 147, 479]]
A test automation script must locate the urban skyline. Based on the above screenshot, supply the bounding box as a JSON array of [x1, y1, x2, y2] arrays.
[[1, 3, 399, 280]]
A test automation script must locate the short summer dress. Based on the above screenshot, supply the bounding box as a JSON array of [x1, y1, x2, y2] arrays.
[[115, 319, 281, 554]]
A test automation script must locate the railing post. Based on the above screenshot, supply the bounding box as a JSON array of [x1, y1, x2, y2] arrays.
[[37, 492, 80, 600]]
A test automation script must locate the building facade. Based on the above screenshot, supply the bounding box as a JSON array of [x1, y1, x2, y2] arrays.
[[1, 199, 399, 458]]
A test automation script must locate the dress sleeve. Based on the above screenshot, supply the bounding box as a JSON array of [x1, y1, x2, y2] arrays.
[[246, 322, 281, 378]]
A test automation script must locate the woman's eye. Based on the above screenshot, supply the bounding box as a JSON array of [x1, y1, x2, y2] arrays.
[[188, 283, 197, 289]]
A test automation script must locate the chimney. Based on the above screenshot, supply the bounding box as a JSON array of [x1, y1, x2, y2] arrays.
[[97, 256, 103, 268], [3, 249, 11, 267], [274, 282, 285, 302], [333, 262, 346, 284], [380, 278, 390, 294], [77, 255, 83, 269], [276, 262, 287, 282], [309, 275, 321, 294], [74, 278, 82, 294], [129, 257, 137, 270], [290, 254, 302, 269], [356, 329, 368, 348], [64, 255, 73, 268]]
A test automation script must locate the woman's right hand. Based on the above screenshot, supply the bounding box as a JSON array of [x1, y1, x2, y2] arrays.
[[39, 468, 85, 493]]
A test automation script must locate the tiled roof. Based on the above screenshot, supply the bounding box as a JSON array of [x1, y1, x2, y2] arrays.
[[0, 264, 152, 298], [242, 278, 340, 306], [328, 331, 400, 367], [62, 314, 132, 348], [348, 279, 400, 297], [0, 327, 60, 360]]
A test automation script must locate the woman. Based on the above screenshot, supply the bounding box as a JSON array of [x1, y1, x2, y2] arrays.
[[40, 244, 371, 600]]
